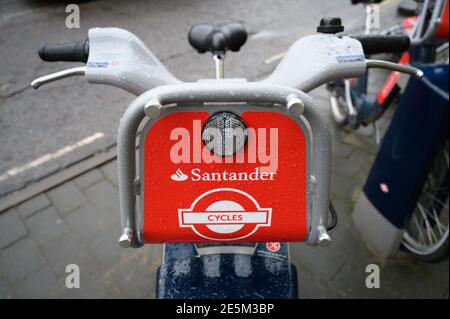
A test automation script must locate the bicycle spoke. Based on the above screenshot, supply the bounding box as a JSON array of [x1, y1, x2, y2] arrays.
[[403, 142, 449, 255], [412, 213, 426, 246], [418, 201, 448, 236], [418, 204, 437, 245], [422, 190, 450, 209], [431, 207, 447, 236]]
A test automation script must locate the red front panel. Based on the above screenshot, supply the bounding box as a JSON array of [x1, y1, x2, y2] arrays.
[[436, 0, 449, 39], [142, 111, 308, 243]]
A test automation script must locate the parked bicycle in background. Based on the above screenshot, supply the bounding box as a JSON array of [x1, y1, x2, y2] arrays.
[[328, 0, 449, 262], [327, 0, 448, 138]]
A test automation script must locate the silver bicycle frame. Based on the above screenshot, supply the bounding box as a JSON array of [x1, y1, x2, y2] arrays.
[[32, 27, 384, 249], [410, 0, 446, 46], [31, 26, 426, 250]]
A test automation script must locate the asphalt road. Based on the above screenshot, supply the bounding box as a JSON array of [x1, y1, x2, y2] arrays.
[[0, 0, 400, 198]]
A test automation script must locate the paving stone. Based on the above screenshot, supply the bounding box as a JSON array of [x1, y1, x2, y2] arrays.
[[0, 209, 27, 249], [297, 266, 342, 299], [73, 169, 104, 190], [330, 174, 355, 201], [290, 242, 345, 281], [100, 161, 118, 187], [84, 180, 121, 232], [332, 142, 354, 159], [0, 238, 46, 283], [353, 167, 370, 189], [65, 203, 110, 244], [41, 234, 99, 281], [380, 260, 448, 298], [342, 132, 379, 156], [334, 194, 353, 214], [15, 266, 59, 298], [0, 279, 15, 299], [56, 274, 115, 299], [46, 181, 87, 215], [330, 196, 381, 260], [348, 148, 375, 171], [332, 156, 364, 180], [87, 230, 122, 270], [103, 246, 162, 298], [422, 259, 449, 293], [15, 194, 51, 218], [26, 206, 68, 246], [331, 214, 364, 252], [350, 184, 366, 207], [329, 261, 390, 298], [330, 198, 354, 233]]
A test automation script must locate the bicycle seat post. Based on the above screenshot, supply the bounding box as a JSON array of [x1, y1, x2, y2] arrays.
[[213, 53, 225, 78], [188, 23, 247, 79], [350, 0, 383, 34]]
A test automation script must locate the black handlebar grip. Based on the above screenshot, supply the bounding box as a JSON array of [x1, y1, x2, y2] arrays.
[[38, 39, 89, 63], [353, 34, 411, 55]]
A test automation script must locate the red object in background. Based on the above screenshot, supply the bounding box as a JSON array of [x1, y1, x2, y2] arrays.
[[402, 16, 417, 35], [401, 0, 449, 39], [377, 52, 411, 105], [141, 111, 309, 243], [436, 0, 449, 39]]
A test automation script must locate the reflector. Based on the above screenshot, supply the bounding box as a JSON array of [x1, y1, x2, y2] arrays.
[[202, 112, 248, 157]]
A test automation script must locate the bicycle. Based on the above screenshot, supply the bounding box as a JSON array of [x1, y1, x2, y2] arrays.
[[327, 0, 448, 141], [31, 18, 424, 298], [327, 0, 449, 262]]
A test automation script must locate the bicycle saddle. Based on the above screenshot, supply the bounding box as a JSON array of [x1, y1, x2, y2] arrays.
[[188, 23, 247, 54]]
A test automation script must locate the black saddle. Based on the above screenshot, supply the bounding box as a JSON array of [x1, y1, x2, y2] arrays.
[[188, 23, 248, 54]]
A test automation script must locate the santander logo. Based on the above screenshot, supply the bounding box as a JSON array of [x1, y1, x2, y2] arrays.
[[170, 167, 277, 182], [170, 168, 188, 181], [178, 188, 272, 241]]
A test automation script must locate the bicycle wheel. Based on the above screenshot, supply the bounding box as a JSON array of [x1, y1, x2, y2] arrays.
[[402, 140, 449, 262]]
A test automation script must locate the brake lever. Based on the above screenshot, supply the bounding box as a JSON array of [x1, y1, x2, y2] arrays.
[[366, 59, 424, 78], [31, 66, 86, 89]]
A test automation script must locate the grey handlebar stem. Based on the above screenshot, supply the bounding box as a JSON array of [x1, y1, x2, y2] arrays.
[[85, 28, 180, 96], [263, 35, 366, 92]]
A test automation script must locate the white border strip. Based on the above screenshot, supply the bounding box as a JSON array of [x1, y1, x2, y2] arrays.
[[0, 132, 104, 182]]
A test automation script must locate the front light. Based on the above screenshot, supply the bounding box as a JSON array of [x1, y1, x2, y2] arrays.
[[202, 112, 248, 157]]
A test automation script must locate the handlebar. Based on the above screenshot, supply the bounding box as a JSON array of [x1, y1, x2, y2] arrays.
[[32, 27, 424, 94], [38, 39, 89, 63], [352, 34, 411, 54], [31, 66, 86, 89], [366, 59, 423, 78]]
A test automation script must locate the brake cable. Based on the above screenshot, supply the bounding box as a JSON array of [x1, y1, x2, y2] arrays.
[[327, 201, 338, 231]]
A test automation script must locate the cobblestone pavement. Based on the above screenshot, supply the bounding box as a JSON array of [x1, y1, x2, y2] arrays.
[[1, 89, 448, 298]]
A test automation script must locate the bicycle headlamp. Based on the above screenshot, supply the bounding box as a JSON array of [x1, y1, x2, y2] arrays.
[[202, 112, 248, 157]]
